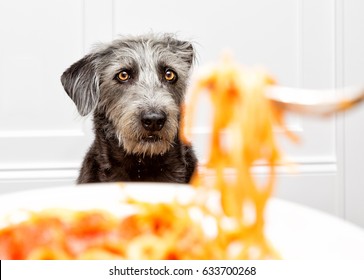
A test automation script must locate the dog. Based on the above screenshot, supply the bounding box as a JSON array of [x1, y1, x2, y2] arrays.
[[61, 33, 197, 184]]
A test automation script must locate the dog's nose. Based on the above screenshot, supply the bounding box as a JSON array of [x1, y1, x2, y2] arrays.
[[141, 111, 167, 131]]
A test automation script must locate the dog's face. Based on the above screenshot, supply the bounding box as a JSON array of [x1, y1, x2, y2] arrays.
[[61, 34, 194, 156]]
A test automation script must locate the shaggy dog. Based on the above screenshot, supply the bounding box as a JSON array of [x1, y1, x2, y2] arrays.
[[61, 34, 197, 184]]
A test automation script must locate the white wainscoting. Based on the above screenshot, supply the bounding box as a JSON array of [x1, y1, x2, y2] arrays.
[[0, 0, 363, 227]]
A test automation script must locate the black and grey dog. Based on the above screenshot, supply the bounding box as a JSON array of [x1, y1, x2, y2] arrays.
[[61, 34, 197, 184]]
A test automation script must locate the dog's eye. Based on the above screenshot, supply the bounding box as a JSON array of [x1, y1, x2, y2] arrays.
[[164, 69, 177, 82], [116, 71, 130, 82]]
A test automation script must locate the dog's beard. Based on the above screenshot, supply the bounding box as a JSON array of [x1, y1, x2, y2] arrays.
[[115, 116, 179, 157], [121, 135, 175, 156]]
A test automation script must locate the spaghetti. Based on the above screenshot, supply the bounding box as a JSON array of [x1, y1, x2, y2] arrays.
[[182, 56, 297, 259]]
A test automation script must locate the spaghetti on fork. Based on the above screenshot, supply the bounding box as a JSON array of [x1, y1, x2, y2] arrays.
[[182, 55, 298, 259]]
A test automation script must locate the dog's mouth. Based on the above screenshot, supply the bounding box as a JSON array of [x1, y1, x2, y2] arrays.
[[121, 133, 174, 156], [141, 134, 163, 143]]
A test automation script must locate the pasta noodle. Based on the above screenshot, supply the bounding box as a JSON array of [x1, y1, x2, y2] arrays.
[[0, 56, 296, 260], [182, 56, 297, 259]]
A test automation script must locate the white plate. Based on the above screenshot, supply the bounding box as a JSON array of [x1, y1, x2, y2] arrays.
[[1, 182, 364, 260]]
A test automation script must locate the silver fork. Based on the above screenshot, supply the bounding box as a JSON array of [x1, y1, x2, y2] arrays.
[[266, 86, 364, 116]]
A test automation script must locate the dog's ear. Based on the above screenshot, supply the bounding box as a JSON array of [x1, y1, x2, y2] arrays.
[[177, 41, 196, 67], [61, 53, 100, 116], [170, 38, 195, 69]]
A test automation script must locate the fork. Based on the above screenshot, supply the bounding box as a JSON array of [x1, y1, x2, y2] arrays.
[[266, 86, 364, 116]]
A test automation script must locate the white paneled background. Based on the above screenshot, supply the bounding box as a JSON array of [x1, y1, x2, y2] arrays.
[[0, 0, 364, 227]]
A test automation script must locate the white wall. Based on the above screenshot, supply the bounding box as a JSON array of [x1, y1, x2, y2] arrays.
[[0, 0, 363, 227], [342, 0, 364, 228]]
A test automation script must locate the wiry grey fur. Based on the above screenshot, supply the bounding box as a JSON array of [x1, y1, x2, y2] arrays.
[[61, 33, 197, 184]]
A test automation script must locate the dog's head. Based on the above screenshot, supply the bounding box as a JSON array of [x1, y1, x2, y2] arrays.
[[61, 34, 195, 156]]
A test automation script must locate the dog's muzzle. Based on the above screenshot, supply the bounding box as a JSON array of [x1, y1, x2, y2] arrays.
[[141, 111, 167, 132]]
